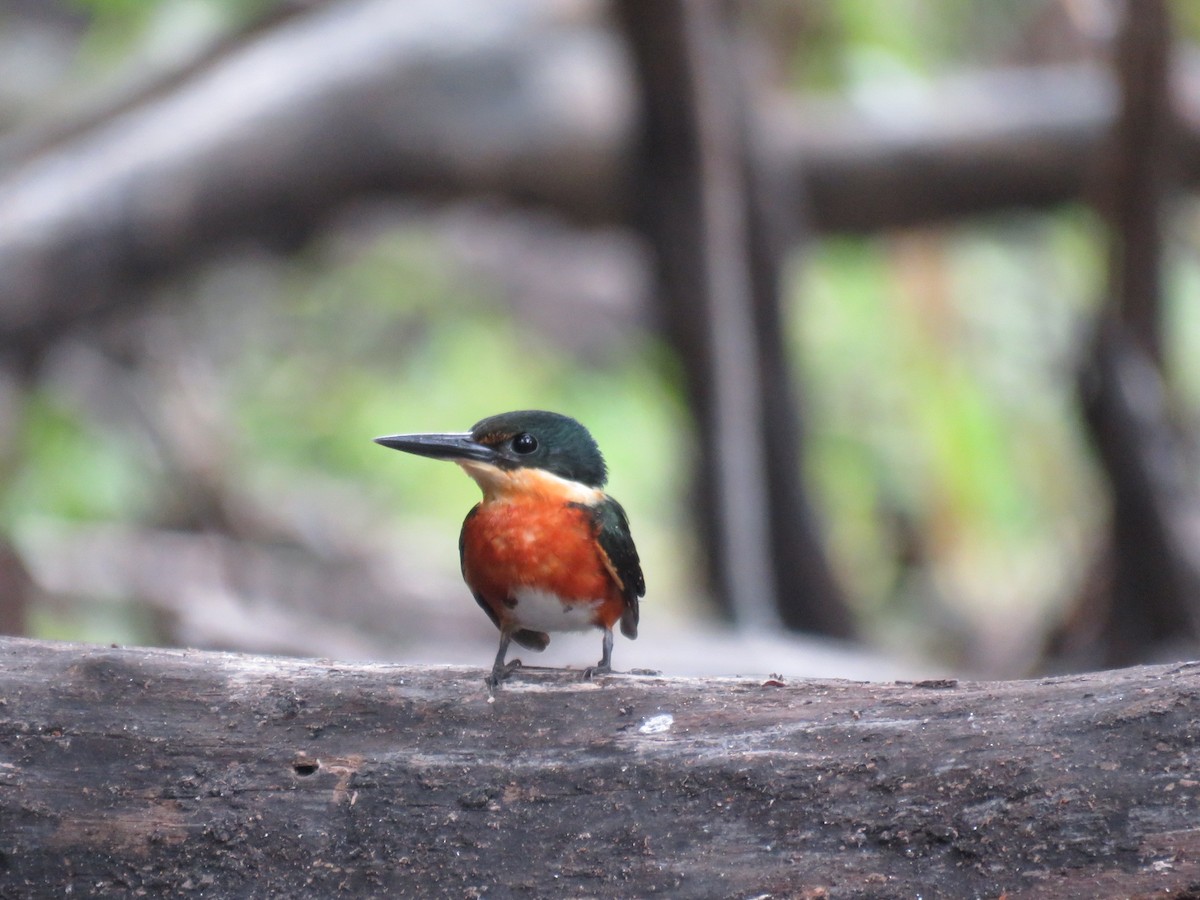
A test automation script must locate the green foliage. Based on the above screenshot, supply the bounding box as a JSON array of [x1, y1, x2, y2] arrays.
[[795, 209, 1109, 656], [27, 598, 157, 647], [1166, 213, 1200, 415], [65, 0, 280, 68], [1170, 0, 1200, 44], [227, 229, 686, 519], [67, 0, 276, 26], [7, 220, 698, 641], [1, 392, 153, 528], [221, 225, 695, 609], [2, 394, 161, 644], [790, 0, 1034, 91]]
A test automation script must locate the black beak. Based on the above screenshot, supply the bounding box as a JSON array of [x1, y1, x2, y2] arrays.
[[373, 431, 498, 464]]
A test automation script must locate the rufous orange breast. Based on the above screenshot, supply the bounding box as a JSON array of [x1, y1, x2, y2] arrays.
[[460, 494, 627, 635]]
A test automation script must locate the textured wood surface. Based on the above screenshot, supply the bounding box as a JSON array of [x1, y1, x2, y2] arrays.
[[2, 636, 1200, 898]]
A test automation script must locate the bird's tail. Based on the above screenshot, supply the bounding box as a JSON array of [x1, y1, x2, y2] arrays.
[[512, 628, 550, 651]]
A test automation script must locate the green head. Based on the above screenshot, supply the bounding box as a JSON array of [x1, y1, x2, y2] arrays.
[[375, 410, 608, 488]]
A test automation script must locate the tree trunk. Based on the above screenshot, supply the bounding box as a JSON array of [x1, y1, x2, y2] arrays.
[[1055, 0, 1200, 668], [3, 635, 1200, 898], [1107, 0, 1173, 365], [615, 0, 850, 635]]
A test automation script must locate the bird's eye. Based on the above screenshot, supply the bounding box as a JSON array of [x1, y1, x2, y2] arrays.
[[511, 433, 538, 454]]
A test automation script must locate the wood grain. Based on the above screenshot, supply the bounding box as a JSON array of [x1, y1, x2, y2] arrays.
[[2, 636, 1199, 897]]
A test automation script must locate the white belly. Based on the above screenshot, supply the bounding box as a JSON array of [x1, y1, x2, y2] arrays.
[[511, 586, 603, 633]]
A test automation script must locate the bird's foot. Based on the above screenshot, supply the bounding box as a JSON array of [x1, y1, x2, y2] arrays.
[[582, 662, 612, 681], [486, 658, 523, 689]]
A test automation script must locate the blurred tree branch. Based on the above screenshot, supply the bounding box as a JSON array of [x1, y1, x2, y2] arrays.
[[4, 0, 1200, 357]]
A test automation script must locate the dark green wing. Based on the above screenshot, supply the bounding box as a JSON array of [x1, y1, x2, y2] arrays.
[[587, 496, 645, 639], [459, 504, 549, 652]]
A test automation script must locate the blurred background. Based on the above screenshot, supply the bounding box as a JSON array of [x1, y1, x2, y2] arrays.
[[1, 0, 1197, 679]]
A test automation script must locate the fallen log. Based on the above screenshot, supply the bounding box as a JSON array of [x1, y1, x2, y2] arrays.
[[1, 636, 1199, 897]]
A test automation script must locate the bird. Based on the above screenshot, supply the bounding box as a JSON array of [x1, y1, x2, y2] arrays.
[[374, 410, 644, 686]]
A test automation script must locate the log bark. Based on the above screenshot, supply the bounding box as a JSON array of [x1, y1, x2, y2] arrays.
[[3, 635, 1200, 898]]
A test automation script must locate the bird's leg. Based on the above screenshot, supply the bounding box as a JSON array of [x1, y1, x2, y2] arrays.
[[583, 627, 614, 680], [487, 632, 522, 687]]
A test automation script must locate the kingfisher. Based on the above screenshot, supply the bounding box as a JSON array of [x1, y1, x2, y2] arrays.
[[374, 410, 644, 686]]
